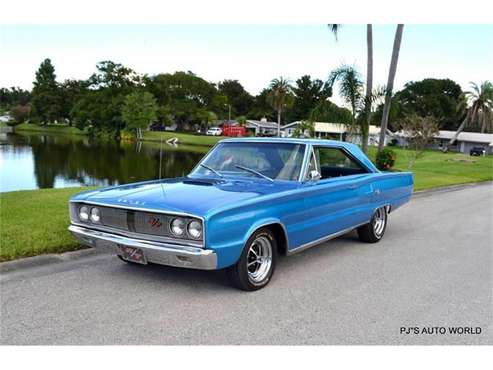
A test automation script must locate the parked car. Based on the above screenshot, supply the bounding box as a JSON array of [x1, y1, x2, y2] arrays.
[[69, 138, 413, 290], [206, 127, 222, 136], [470, 147, 486, 156]]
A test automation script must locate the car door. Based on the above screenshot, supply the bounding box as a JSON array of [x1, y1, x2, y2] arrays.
[[299, 144, 373, 246]]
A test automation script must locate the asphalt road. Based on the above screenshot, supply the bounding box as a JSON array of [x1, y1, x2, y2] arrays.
[[1, 183, 492, 345]]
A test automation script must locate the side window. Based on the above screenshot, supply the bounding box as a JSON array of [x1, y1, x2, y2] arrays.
[[314, 146, 368, 179]]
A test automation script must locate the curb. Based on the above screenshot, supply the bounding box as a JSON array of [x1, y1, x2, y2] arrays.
[[0, 247, 104, 274], [1, 181, 491, 274], [413, 180, 492, 198]]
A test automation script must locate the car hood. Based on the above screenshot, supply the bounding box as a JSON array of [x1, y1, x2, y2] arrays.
[[72, 177, 299, 217]]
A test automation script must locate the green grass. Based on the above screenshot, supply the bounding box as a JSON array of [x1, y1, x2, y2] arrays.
[[367, 147, 493, 191], [15, 122, 87, 135], [0, 187, 95, 262], [141, 131, 223, 146]]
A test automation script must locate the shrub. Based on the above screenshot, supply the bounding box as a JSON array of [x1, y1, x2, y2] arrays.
[[7, 104, 31, 126], [376, 148, 397, 170]]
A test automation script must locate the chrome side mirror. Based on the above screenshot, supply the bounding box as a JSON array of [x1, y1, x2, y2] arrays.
[[308, 170, 321, 181]]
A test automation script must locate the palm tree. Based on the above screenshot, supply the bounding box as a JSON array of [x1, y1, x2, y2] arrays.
[[328, 24, 373, 153], [447, 81, 493, 149], [363, 24, 373, 154], [267, 77, 293, 136], [327, 65, 364, 130], [378, 24, 404, 153]]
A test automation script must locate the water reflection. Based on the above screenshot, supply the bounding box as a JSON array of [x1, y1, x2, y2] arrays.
[[0, 133, 209, 192]]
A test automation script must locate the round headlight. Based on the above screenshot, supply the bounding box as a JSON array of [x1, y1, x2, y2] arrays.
[[187, 220, 202, 239], [79, 206, 89, 221], [170, 218, 186, 236], [90, 207, 101, 223]]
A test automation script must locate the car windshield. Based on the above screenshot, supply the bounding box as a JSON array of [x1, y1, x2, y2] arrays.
[[191, 142, 305, 181]]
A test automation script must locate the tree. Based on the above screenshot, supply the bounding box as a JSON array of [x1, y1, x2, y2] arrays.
[[292, 120, 315, 138], [448, 81, 493, 149], [328, 23, 374, 153], [391, 79, 465, 130], [31, 58, 62, 124], [327, 65, 364, 129], [217, 80, 254, 117], [122, 91, 158, 139], [9, 104, 31, 126], [248, 89, 275, 121], [399, 114, 439, 168], [267, 77, 294, 136], [71, 61, 140, 134], [363, 24, 373, 154], [289, 75, 331, 122], [145, 71, 218, 129], [60, 79, 89, 125], [378, 24, 404, 153], [309, 100, 352, 124], [0, 87, 31, 108]]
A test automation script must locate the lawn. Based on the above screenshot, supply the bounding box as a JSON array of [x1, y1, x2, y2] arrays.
[[367, 147, 493, 191], [13, 122, 224, 146], [141, 131, 223, 146], [0, 187, 95, 262], [15, 122, 88, 135]]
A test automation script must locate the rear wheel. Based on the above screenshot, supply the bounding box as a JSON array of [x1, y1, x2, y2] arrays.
[[357, 206, 388, 243], [227, 228, 277, 291]]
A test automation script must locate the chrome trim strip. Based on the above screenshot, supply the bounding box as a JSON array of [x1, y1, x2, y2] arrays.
[[70, 221, 203, 248], [69, 225, 217, 270], [287, 222, 368, 255]]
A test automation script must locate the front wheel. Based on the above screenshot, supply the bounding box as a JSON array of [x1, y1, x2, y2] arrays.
[[227, 228, 277, 291], [357, 206, 388, 243]]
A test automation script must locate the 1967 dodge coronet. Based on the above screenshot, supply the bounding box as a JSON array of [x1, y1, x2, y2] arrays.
[[69, 138, 413, 290]]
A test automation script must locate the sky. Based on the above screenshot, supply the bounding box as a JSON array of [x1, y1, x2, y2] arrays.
[[0, 24, 492, 107]]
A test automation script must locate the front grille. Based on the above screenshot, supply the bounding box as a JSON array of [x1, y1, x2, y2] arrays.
[[134, 211, 170, 236], [71, 203, 202, 243]]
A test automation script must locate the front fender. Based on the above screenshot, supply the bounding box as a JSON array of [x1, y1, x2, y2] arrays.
[[205, 211, 288, 269]]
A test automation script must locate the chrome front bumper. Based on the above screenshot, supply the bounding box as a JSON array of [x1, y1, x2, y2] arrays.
[[69, 225, 217, 270]]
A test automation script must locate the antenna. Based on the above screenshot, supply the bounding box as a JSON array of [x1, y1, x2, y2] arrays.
[[159, 133, 166, 199], [159, 134, 163, 179]]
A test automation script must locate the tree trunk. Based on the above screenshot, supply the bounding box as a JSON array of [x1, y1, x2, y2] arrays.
[[362, 24, 373, 154], [277, 109, 281, 137], [378, 24, 404, 153], [447, 104, 477, 149]]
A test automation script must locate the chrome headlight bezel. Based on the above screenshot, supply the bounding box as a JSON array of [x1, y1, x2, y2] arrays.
[[79, 205, 90, 222], [187, 220, 203, 239], [170, 217, 186, 237]]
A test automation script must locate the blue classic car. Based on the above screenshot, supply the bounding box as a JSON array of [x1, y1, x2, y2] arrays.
[[69, 138, 413, 290]]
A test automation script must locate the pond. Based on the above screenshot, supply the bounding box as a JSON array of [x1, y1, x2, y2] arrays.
[[0, 132, 210, 193]]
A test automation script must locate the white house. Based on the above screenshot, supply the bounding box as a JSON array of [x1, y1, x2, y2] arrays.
[[281, 121, 393, 146], [245, 118, 278, 136], [393, 130, 493, 154]]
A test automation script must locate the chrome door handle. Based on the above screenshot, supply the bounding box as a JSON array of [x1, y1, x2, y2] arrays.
[[374, 189, 381, 195]]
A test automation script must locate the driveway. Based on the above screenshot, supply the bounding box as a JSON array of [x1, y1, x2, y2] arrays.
[[1, 183, 492, 344]]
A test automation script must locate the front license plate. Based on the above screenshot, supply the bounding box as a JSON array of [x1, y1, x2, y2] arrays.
[[118, 245, 147, 264]]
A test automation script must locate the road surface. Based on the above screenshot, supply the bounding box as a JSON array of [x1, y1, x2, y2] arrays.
[[1, 183, 492, 344]]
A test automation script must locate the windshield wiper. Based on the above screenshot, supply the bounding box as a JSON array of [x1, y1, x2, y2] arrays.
[[199, 163, 224, 178], [234, 165, 274, 182]]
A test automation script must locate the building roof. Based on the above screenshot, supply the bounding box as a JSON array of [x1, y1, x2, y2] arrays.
[[283, 121, 391, 135], [246, 119, 278, 129], [395, 130, 493, 145]]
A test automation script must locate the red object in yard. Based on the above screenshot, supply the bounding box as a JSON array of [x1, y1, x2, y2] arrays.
[[222, 124, 246, 137]]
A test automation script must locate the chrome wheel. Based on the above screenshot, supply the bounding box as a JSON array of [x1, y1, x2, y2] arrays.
[[373, 207, 387, 237], [246, 235, 273, 284]]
